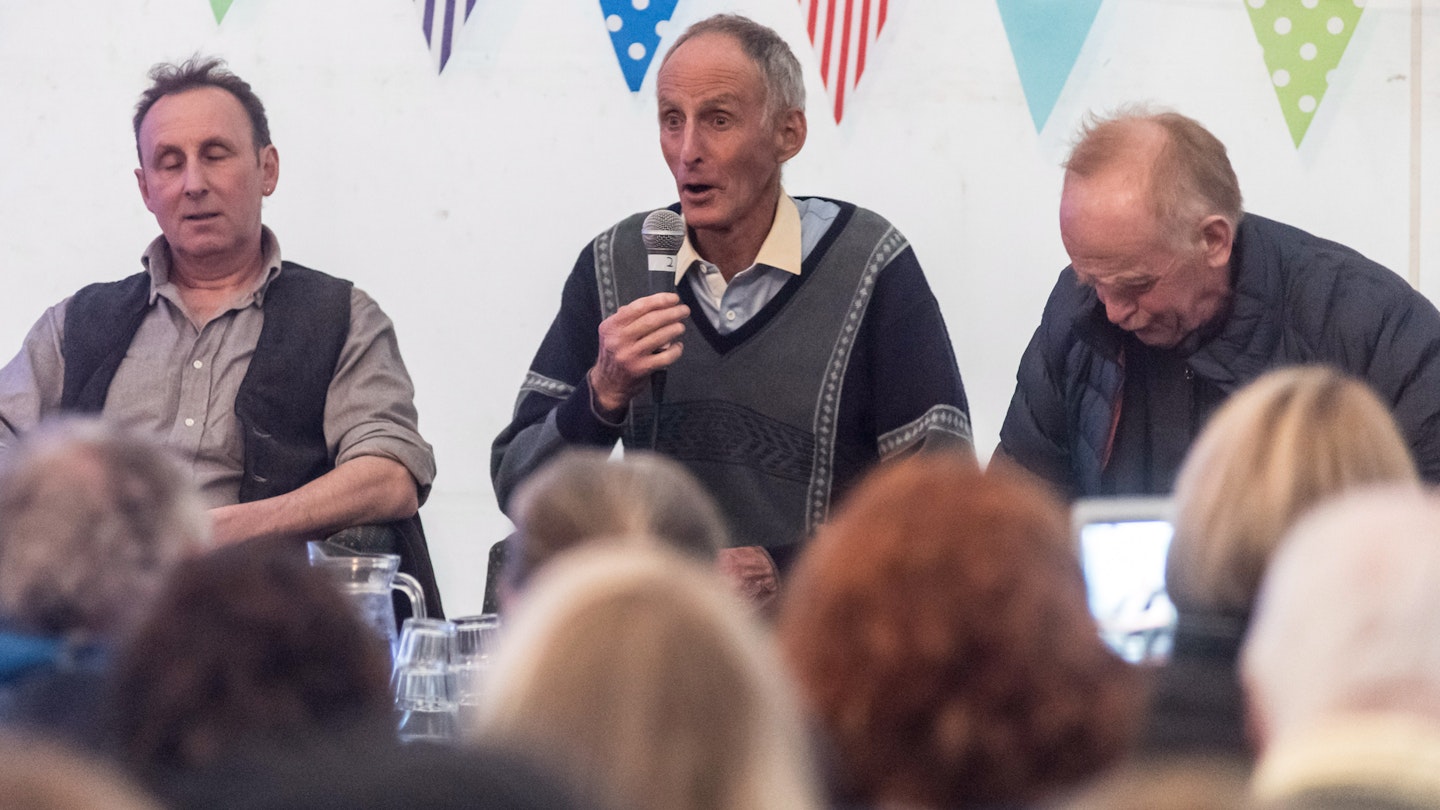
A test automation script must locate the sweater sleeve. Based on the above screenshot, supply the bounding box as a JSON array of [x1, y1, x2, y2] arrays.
[[851, 245, 975, 461], [490, 240, 625, 513]]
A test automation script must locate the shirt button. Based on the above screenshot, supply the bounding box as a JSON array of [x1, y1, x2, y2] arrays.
[[184, 418, 196, 427], [725, 310, 737, 322], [192, 360, 203, 369]]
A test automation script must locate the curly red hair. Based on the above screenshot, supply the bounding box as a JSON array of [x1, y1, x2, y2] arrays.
[[778, 456, 1141, 807]]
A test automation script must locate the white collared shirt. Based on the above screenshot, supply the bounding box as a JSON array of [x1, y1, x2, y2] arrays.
[[678, 193, 840, 335]]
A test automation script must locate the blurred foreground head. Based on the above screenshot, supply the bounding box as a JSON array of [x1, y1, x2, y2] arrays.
[[1169, 366, 1416, 619], [0, 731, 160, 810], [779, 455, 1140, 807], [0, 418, 209, 638], [1243, 485, 1440, 749], [481, 544, 820, 810], [505, 449, 729, 592], [108, 538, 392, 779]]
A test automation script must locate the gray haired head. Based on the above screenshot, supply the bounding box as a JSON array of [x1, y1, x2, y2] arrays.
[[0, 418, 210, 638]]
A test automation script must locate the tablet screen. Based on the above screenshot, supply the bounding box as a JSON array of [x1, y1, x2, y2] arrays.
[[1072, 498, 1176, 664]]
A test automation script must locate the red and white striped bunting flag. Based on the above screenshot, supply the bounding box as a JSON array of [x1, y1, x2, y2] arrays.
[[799, 0, 889, 123]]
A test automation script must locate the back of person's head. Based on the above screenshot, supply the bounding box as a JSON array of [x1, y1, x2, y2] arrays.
[[505, 449, 728, 591], [1050, 756, 1251, 810], [175, 737, 596, 810], [107, 538, 392, 778], [0, 731, 160, 810], [1168, 367, 1416, 618], [481, 544, 820, 810], [778, 455, 1140, 808], [1242, 484, 1440, 747], [0, 418, 209, 638]]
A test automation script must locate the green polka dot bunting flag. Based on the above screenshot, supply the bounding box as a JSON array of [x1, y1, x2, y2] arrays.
[[210, 0, 233, 23], [1245, 0, 1366, 147]]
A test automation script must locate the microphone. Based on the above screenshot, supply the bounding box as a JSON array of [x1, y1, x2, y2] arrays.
[[640, 209, 685, 449], [641, 209, 685, 295]]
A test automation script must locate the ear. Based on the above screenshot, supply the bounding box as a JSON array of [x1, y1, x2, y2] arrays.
[[260, 144, 279, 196], [774, 108, 806, 164], [1198, 214, 1234, 270], [135, 166, 155, 213]]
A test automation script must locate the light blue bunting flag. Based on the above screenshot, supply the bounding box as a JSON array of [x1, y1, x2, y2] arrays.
[[996, 0, 1103, 131]]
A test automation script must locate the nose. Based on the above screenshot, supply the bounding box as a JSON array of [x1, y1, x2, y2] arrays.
[[679, 122, 705, 167], [1097, 288, 1139, 328], [181, 160, 208, 197]]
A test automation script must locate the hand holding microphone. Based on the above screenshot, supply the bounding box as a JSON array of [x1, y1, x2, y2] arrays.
[[588, 210, 689, 421]]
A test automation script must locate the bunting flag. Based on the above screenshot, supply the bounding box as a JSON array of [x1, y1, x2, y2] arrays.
[[210, 0, 233, 23], [1245, 0, 1365, 146], [414, 0, 479, 73], [995, 0, 1103, 132], [601, 0, 680, 92], [799, 0, 890, 124]]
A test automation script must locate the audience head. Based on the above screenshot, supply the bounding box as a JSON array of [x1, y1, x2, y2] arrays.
[[1168, 367, 1416, 619], [1242, 485, 1440, 748], [0, 418, 209, 638], [778, 456, 1140, 808], [1060, 107, 1241, 348], [482, 544, 820, 810], [1051, 756, 1250, 810], [107, 538, 393, 777], [505, 449, 729, 593], [0, 732, 160, 810]]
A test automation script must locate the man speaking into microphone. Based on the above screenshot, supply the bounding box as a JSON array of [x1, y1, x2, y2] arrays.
[[492, 14, 972, 600]]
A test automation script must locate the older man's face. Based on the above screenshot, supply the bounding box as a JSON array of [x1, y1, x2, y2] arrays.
[[1060, 169, 1231, 349], [657, 33, 791, 247], [135, 86, 276, 274]]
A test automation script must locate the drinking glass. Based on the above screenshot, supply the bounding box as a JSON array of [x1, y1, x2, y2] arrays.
[[392, 617, 458, 743], [452, 613, 502, 734]]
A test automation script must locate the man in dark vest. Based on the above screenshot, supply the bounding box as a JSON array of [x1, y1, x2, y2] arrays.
[[0, 58, 441, 615], [493, 14, 973, 606]]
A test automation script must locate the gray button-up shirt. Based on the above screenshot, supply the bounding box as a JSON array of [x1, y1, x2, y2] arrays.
[[0, 228, 435, 508]]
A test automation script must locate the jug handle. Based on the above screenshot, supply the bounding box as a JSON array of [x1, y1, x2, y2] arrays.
[[392, 572, 426, 621]]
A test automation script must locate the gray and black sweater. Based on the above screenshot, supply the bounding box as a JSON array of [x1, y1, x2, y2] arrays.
[[492, 198, 972, 566]]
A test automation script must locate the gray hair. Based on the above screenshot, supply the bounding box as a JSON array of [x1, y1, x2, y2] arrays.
[[0, 419, 210, 637], [506, 449, 728, 590], [1241, 484, 1440, 745], [662, 14, 806, 120]]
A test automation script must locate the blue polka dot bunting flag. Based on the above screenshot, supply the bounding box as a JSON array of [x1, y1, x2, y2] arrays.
[[601, 0, 680, 92], [1245, 0, 1366, 146]]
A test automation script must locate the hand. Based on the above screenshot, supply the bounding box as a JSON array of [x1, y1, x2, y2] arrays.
[[590, 292, 689, 416], [716, 545, 780, 616]]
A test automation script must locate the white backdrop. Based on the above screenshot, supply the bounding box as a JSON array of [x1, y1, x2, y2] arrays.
[[1, 0, 1435, 614]]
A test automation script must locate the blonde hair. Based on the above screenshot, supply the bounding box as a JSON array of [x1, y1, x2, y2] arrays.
[[480, 544, 820, 810], [0, 732, 161, 810], [1168, 367, 1417, 617]]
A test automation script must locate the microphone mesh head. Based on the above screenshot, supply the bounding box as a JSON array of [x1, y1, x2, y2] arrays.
[[641, 209, 686, 255]]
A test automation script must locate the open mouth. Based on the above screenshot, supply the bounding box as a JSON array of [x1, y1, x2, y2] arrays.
[[184, 213, 220, 222], [682, 184, 714, 195]]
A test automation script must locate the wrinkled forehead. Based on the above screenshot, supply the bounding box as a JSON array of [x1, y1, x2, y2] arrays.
[[138, 86, 256, 153]]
